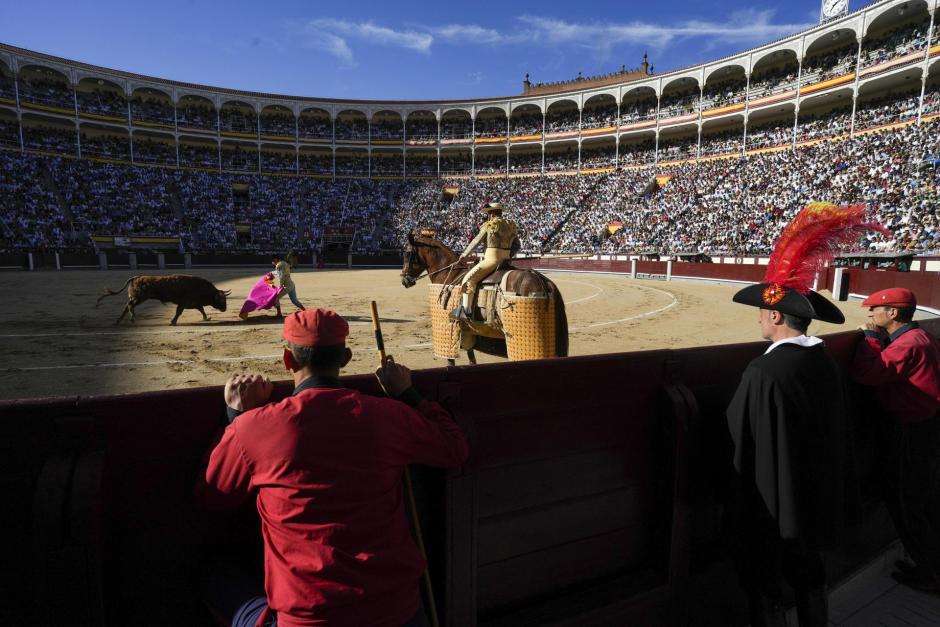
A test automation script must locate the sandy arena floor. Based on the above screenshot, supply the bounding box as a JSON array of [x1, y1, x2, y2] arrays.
[[0, 267, 910, 400]]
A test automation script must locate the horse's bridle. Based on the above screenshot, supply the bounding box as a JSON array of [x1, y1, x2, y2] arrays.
[[401, 241, 463, 287]]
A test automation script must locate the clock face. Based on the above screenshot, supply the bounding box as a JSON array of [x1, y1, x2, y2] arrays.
[[823, 0, 847, 17]]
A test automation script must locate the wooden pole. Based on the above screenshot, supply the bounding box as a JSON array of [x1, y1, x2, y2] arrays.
[[369, 301, 440, 627]]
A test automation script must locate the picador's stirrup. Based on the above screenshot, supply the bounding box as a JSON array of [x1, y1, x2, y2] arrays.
[[450, 306, 471, 322]]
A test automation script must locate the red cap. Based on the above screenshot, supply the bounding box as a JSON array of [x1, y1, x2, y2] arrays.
[[862, 288, 916, 309], [282, 308, 349, 346]]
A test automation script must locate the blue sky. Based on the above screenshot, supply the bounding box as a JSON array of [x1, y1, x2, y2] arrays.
[[1, 0, 830, 101]]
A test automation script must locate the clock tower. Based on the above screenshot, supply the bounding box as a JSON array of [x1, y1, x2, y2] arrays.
[[820, 0, 849, 23]]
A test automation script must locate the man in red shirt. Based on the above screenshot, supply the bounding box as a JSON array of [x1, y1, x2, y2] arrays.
[[196, 308, 469, 626], [852, 287, 940, 592]]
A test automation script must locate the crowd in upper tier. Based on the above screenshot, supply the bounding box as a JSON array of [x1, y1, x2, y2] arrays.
[[1, 104, 938, 258]]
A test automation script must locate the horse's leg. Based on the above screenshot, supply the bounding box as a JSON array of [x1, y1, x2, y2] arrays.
[[467, 349, 477, 365]]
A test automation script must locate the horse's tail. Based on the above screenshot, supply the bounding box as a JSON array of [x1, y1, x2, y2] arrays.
[[96, 275, 139, 308], [552, 284, 569, 357]]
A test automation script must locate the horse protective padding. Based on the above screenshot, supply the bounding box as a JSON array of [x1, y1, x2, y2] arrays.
[[428, 283, 461, 360], [499, 293, 557, 360]]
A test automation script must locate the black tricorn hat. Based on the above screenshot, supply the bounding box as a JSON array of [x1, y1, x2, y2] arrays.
[[732, 283, 845, 324], [731, 202, 885, 326]]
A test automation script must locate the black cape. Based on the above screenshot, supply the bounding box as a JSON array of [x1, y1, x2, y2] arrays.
[[726, 342, 849, 550]]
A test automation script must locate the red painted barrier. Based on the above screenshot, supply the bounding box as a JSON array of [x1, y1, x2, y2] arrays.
[[8, 318, 940, 625], [669, 263, 764, 282], [515, 258, 940, 310], [839, 270, 940, 310]]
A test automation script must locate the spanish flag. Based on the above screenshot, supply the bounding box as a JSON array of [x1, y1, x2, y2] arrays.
[[607, 221, 624, 235], [655, 175, 672, 186], [442, 184, 459, 197]]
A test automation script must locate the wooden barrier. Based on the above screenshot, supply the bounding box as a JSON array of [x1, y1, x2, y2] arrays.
[[7, 318, 940, 625]]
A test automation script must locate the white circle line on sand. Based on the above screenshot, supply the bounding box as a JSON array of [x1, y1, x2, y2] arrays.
[[552, 279, 604, 305], [569, 285, 678, 332]]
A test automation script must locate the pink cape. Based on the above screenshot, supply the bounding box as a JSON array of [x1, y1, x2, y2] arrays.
[[239, 275, 281, 316]]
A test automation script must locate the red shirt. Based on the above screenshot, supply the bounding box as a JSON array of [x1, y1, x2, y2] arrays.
[[197, 383, 469, 626], [852, 324, 940, 424]]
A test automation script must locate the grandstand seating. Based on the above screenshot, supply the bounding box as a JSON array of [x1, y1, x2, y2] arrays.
[[1, 0, 938, 257]]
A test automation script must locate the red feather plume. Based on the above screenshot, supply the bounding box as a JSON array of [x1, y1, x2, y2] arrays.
[[762, 202, 888, 294]]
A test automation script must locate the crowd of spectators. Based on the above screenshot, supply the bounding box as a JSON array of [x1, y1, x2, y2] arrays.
[[508, 152, 543, 172], [0, 119, 20, 147], [702, 77, 747, 109], [3, 88, 938, 257], [659, 91, 699, 118], [441, 118, 473, 139], [545, 108, 580, 132], [299, 115, 332, 139], [0, 70, 16, 101], [220, 106, 258, 134], [861, 18, 931, 70], [260, 111, 295, 137], [797, 107, 852, 141], [620, 98, 657, 123], [582, 105, 618, 128], [802, 43, 857, 83], [177, 101, 217, 131], [475, 117, 508, 138], [130, 95, 175, 126], [335, 117, 368, 141], [700, 129, 742, 156], [18, 76, 73, 110], [76, 89, 127, 118], [746, 119, 794, 150], [299, 152, 333, 175], [261, 150, 296, 173], [371, 119, 404, 140], [748, 64, 799, 98], [179, 142, 218, 168], [22, 124, 76, 153], [511, 111, 543, 135], [550, 117, 939, 255], [81, 133, 131, 160], [855, 91, 922, 130], [406, 118, 438, 141]]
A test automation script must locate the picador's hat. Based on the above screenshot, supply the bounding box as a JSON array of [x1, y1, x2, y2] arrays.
[[732, 202, 887, 324], [482, 202, 505, 214]]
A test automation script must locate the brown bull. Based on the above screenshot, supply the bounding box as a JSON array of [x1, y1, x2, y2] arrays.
[[96, 275, 231, 325]]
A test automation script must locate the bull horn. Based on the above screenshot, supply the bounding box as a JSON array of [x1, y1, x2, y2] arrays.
[[222, 289, 232, 295]]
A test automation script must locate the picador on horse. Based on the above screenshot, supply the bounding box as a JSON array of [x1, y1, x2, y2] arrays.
[[402, 201, 567, 363], [450, 202, 521, 322]]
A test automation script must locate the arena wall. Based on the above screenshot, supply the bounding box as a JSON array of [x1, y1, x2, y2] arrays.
[[6, 318, 939, 625]]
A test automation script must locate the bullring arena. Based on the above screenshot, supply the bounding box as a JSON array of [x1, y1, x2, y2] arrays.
[[4, 0, 940, 624], [0, 267, 881, 400]]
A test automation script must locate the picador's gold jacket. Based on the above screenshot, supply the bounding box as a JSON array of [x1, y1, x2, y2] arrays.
[[462, 216, 518, 256]]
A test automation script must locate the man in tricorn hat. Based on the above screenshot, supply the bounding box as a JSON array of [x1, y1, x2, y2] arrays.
[[725, 202, 881, 626], [852, 287, 940, 592], [450, 202, 519, 321]]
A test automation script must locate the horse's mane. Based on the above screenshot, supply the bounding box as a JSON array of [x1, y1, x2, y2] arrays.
[[411, 235, 457, 255]]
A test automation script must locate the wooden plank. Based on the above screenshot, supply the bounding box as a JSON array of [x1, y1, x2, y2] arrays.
[[477, 528, 655, 612], [476, 446, 641, 517], [471, 404, 651, 468], [477, 487, 650, 565]]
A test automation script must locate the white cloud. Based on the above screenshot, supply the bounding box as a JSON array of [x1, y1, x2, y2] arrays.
[[430, 24, 505, 45], [300, 28, 356, 67], [286, 11, 812, 68], [513, 10, 812, 53], [308, 18, 433, 54]]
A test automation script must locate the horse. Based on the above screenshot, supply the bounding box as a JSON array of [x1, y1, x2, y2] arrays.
[[401, 233, 568, 365]]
